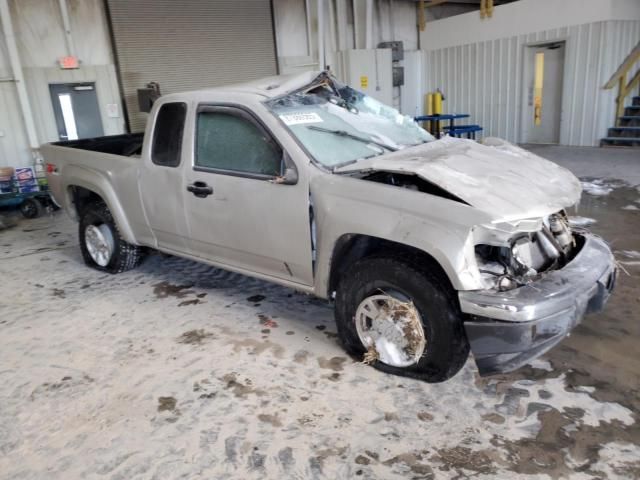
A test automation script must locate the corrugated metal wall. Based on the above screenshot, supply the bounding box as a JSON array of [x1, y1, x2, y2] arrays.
[[106, 0, 278, 132], [424, 20, 640, 146]]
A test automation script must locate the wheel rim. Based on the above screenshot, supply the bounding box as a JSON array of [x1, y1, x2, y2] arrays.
[[355, 292, 427, 367], [85, 224, 114, 267]]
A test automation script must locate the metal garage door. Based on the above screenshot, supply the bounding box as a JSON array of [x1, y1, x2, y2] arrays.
[[106, 0, 278, 132]]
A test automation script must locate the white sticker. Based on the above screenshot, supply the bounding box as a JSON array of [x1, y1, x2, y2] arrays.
[[106, 103, 120, 118], [279, 112, 324, 126]]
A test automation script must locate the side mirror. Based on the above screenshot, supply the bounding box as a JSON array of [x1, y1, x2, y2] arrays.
[[283, 167, 298, 184], [272, 167, 298, 185], [271, 151, 298, 185]]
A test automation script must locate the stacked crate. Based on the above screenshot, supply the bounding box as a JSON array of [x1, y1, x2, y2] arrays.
[[14, 167, 41, 193], [0, 167, 45, 195], [0, 167, 15, 194]]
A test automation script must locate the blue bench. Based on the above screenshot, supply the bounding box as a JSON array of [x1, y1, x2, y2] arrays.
[[443, 124, 483, 139]]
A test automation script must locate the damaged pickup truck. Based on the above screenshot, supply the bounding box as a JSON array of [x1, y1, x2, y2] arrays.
[[42, 71, 617, 382]]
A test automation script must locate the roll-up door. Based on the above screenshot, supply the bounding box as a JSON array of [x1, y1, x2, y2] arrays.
[[106, 0, 278, 131]]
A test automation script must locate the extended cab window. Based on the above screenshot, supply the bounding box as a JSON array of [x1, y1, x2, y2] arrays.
[[152, 102, 187, 167], [196, 110, 282, 177]]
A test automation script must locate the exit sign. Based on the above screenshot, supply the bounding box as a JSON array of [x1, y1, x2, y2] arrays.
[[58, 56, 79, 69]]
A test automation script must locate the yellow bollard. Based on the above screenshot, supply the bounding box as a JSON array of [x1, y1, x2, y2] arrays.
[[426, 93, 434, 116], [433, 91, 443, 115]]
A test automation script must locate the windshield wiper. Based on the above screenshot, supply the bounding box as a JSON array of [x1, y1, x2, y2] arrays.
[[306, 125, 397, 153], [329, 154, 380, 172]]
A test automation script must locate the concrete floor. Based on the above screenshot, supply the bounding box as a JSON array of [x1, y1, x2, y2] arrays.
[[523, 144, 640, 186], [0, 146, 639, 479]]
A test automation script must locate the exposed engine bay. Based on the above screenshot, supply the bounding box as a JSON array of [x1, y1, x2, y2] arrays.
[[360, 171, 469, 204], [474, 211, 580, 291]]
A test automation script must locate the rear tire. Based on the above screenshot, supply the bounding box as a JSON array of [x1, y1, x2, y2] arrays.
[[79, 201, 143, 273], [334, 256, 469, 383]]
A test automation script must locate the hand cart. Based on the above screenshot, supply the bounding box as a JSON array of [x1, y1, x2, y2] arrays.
[[0, 179, 54, 219]]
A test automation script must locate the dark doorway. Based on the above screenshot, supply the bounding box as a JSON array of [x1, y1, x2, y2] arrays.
[[49, 83, 104, 141]]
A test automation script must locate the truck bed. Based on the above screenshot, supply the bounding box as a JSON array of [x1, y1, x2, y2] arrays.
[[52, 133, 145, 157], [41, 133, 146, 232]]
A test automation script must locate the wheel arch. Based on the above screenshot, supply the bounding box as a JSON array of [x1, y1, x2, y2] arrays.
[[66, 181, 137, 244], [326, 233, 456, 299]]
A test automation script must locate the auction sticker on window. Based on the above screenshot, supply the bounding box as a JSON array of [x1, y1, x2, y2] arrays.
[[279, 112, 324, 126]]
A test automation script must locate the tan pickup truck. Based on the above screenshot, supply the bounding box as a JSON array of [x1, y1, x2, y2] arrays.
[[42, 71, 617, 382]]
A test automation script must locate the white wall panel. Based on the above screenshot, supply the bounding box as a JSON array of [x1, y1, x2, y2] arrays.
[[0, 82, 28, 167], [389, 1, 418, 51], [273, 0, 419, 73], [23, 65, 124, 144], [424, 20, 640, 146], [401, 49, 423, 117], [273, 0, 309, 58], [11, 0, 112, 67], [0, 23, 9, 77], [0, 0, 123, 167]]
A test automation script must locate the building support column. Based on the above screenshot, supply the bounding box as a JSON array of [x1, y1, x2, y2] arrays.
[[365, 0, 373, 49], [58, 0, 77, 58], [335, 0, 350, 50], [317, 0, 325, 69]]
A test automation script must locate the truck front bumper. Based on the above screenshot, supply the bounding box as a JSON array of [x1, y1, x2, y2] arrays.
[[459, 233, 617, 376]]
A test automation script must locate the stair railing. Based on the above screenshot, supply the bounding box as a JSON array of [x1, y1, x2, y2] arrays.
[[604, 41, 640, 125]]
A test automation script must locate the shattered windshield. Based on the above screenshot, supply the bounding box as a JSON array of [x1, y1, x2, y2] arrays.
[[266, 77, 434, 169]]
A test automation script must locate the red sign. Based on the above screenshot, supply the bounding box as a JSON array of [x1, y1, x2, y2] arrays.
[[58, 56, 79, 69]]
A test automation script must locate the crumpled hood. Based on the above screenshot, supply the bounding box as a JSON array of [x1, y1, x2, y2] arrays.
[[334, 136, 582, 221]]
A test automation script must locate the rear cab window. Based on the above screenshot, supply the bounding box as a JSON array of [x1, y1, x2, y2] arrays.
[[152, 102, 187, 167]]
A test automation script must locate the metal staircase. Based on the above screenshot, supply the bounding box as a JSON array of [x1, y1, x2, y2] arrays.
[[601, 42, 640, 148], [601, 96, 640, 147]]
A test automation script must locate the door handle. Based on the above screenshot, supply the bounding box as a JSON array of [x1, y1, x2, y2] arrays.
[[187, 181, 213, 198]]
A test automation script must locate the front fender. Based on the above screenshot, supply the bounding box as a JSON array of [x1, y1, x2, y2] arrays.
[[310, 173, 492, 297]]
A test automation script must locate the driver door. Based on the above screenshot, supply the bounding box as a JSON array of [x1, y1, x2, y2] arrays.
[[183, 105, 314, 286]]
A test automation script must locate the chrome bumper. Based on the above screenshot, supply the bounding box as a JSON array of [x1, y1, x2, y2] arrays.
[[459, 233, 617, 376]]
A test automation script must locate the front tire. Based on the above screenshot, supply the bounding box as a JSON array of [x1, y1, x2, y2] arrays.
[[335, 256, 469, 383], [79, 201, 143, 273]]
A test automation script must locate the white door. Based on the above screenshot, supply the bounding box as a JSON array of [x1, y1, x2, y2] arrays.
[[522, 42, 565, 144]]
